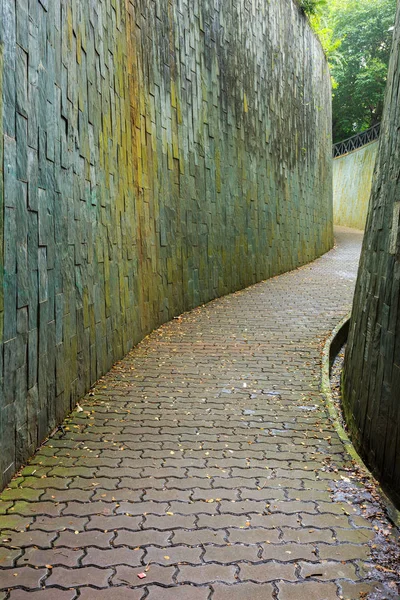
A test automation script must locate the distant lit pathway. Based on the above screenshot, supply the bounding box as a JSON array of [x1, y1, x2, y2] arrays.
[[1, 227, 384, 599]]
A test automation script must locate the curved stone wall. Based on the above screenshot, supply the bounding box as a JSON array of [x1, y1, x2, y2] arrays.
[[343, 5, 400, 506], [0, 0, 333, 486], [333, 141, 378, 230]]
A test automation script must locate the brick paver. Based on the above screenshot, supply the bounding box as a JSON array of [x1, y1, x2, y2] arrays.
[[0, 228, 385, 598]]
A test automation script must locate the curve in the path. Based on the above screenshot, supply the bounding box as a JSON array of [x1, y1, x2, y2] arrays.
[[0, 227, 387, 599]]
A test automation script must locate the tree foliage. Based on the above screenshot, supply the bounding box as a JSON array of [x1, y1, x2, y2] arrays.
[[309, 0, 397, 142]]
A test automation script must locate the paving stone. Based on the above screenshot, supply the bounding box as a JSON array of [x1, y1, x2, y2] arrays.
[[212, 583, 275, 599], [86, 515, 142, 530], [318, 543, 370, 561], [340, 581, 384, 599], [334, 528, 375, 543], [0, 488, 43, 502], [300, 560, 358, 580], [240, 489, 286, 501], [18, 547, 84, 567], [0, 566, 47, 590], [145, 546, 203, 565], [0, 502, 14, 515], [218, 501, 268, 514], [41, 490, 93, 502], [62, 502, 116, 516], [203, 545, 259, 563], [91, 490, 143, 502], [31, 516, 88, 531], [240, 562, 297, 582], [0, 547, 21, 567], [78, 589, 144, 600], [261, 543, 316, 561], [82, 547, 144, 567], [8, 591, 77, 600], [0, 530, 56, 548], [192, 489, 239, 501], [250, 514, 299, 528], [113, 564, 175, 586], [145, 586, 210, 600], [277, 581, 339, 600], [10, 502, 66, 517], [281, 528, 334, 543], [46, 566, 113, 588], [54, 531, 113, 548], [227, 528, 280, 544], [197, 515, 252, 529], [168, 501, 217, 515], [301, 514, 351, 528], [144, 490, 192, 502], [114, 529, 172, 548], [172, 529, 227, 545], [0, 514, 33, 530], [115, 501, 169, 515], [143, 515, 196, 530], [178, 564, 236, 584]]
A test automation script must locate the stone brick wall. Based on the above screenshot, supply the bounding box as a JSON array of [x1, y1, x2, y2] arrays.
[[333, 141, 378, 231], [343, 5, 400, 507], [0, 0, 333, 487]]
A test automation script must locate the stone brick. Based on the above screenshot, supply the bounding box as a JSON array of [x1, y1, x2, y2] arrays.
[[116, 501, 169, 515], [261, 543, 316, 561], [203, 545, 259, 563], [0, 566, 47, 589], [197, 515, 251, 529], [334, 528, 375, 543], [277, 582, 338, 600], [146, 587, 210, 600], [143, 514, 196, 530], [340, 581, 384, 599], [62, 502, 116, 516], [0, 530, 56, 548], [46, 566, 113, 588], [145, 546, 202, 565], [281, 528, 334, 543], [54, 531, 113, 548], [178, 564, 236, 584], [17, 547, 83, 567], [240, 563, 297, 582], [172, 529, 227, 545], [318, 543, 370, 561], [78, 589, 144, 600], [300, 561, 358, 580], [82, 547, 144, 567], [227, 528, 280, 544], [212, 583, 275, 599], [8, 592, 76, 600], [114, 529, 172, 548], [0, 547, 21, 567], [86, 515, 142, 530], [11, 501, 66, 517], [31, 516, 88, 531], [113, 565, 175, 586]]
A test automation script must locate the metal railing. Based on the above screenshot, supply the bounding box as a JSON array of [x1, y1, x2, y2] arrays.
[[333, 123, 381, 158]]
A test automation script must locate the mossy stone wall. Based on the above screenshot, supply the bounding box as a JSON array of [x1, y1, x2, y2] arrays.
[[333, 141, 378, 231], [343, 5, 400, 507], [0, 0, 333, 487]]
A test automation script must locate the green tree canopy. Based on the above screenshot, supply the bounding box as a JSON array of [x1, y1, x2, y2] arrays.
[[304, 0, 397, 143]]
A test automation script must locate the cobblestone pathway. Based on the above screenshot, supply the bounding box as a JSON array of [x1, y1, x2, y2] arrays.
[[1, 227, 387, 600]]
